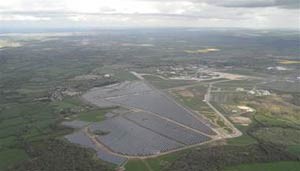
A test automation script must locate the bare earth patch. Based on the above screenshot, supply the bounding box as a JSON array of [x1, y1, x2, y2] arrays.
[[229, 116, 252, 126], [237, 106, 255, 112], [176, 90, 194, 98]]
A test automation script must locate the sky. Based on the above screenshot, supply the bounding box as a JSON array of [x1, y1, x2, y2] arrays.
[[0, 0, 299, 29]]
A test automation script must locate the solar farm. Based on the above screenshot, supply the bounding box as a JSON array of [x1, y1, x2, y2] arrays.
[[64, 81, 217, 165]]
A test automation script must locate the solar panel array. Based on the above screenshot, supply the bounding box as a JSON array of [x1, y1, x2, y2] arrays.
[[65, 131, 127, 165], [83, 81, 152, 98], [83, 81, 215, 135], [90, 117, 183, 156], [66, 81, 217, 164], [107, 90, 215, 135], [124, 112, 211, 145]]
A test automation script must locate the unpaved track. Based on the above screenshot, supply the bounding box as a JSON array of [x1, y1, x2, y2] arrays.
[[204, 80, 242, 138]]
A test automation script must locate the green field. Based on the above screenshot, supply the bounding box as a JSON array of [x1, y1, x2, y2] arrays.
[[125, 150, 183, 171], [213, 79, 260, 91], [288, 145, 300, 155], [143, 75, 196, 89], [0, 149, 28, 170], [146, 152, 181, 171], [76, 108, 116, 122], [224, 161, 300, 171], [125, 159, 149, 171], [227, 126, 257, 146]]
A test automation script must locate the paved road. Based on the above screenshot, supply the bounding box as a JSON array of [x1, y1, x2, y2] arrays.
[[204, 80, 242, 138]]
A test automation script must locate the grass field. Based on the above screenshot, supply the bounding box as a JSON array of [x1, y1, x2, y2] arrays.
[[125, 159, 149, 171], [125, 150, 183, 171], [76, 108, 115, 122], [213, 79, 260, 91], [227, 126, 257, 146], [143, 75, 196, 89], [224, 161, 300, 171], [92, 66, 138, 81], [51, 97, 85, 112], [0, 149, 28, 170], [146, 152, 181, 171], [114, 71, 138, 81], [288, 145, 300, 155]]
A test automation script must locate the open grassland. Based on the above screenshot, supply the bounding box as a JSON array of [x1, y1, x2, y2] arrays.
[[51, 97, 86, 115], [125, 149, 184, 171], [213, 79, 260, 91], [125, 159, 149, 171], [224, 161, 300, 171], [143, 75, 196, 89], [146, 152, 181, 171], [92, 66, 138, 81], [226, 125, 257, 146], [76, 108, 116, 122]]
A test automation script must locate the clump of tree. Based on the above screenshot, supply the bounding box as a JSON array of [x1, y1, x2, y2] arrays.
[[166, 143, 299, 171], [9, 139, 114, 171]]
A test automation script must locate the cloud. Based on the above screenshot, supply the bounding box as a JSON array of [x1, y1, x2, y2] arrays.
[[210, 0, 300, 9], [0, 0, 299, 29], [0, 15, 50, 21], [145, 0, 300, 9]]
